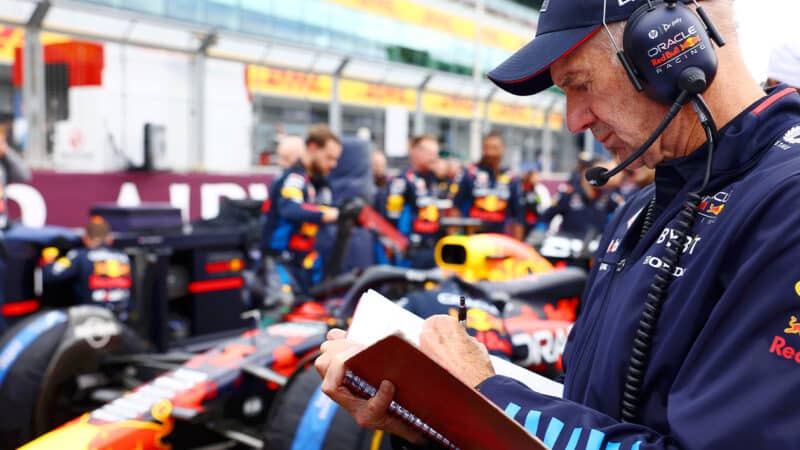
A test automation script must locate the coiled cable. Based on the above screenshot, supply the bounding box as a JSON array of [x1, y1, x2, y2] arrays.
[[620, 93, 716, 422]]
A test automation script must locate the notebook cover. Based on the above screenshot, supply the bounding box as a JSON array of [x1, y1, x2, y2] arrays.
[[344, 334, 548, 450]]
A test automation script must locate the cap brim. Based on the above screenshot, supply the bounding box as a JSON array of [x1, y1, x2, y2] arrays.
[[488, 25, 602, 96]]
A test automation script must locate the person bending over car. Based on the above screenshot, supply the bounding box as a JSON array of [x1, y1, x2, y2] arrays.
[[41, 216, 132, 320], [261, 124, 341, 300]]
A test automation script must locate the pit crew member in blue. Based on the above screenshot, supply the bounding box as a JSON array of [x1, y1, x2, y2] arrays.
[[315, 1, 800, 449], [539, 163, 624, 238], [454, 132, 525, 239], [261, 124, 341, 297], [0, 135, 31, 332], [519, 161, 553, 236], [41, 216, 132, 319], [384, 135, 443, 269]]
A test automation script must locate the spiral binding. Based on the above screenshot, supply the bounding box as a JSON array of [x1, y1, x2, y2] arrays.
[[342, 370, 460, 449]]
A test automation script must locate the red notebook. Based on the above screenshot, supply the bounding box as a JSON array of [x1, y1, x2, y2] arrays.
[[344, 334, 548, 450]]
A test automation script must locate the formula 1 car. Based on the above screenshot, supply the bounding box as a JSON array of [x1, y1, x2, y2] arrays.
[[527, 228, 602, 270], [6, 228, 586, 450]]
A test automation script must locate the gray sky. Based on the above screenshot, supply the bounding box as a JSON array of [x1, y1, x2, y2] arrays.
[[735, 0, 800, 82]]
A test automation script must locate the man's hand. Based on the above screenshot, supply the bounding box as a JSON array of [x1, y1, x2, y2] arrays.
[[419, 315, 495, 388], [316, 317, 495, 444], [315, 328, 428, 445], [0, 139, 7, 159], [321, 207, 340, 223]]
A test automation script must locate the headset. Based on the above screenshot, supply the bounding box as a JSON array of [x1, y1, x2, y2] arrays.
[[584, 0, 726, 423], [586, 0, 724, 187]]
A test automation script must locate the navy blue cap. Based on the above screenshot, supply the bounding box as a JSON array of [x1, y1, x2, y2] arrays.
[[488, 0, 647, 96]]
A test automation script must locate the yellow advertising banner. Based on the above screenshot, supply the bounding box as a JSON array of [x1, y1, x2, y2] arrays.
[[0, 26, 23, 62], [246, 65, 333, 102], [246, 64, 562, 129], [423, 91, 474, 119], [488, 102, 539, 127], [326, 0, 529, 52], [547, 112, 564, 130], [339, 78, 417, 109], [0, 26, 76, 63]]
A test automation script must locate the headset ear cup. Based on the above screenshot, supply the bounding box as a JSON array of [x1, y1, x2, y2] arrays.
[[620, 3, 654, 91], [622, 2, 654, 65], [622, 1, 718, 104]]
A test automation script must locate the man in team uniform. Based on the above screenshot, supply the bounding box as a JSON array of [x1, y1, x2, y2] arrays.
[[384, 135, 443, 269], [0, 135, 31, 332], [41, 217, 132, 320], [455, 132, 525, 240], [539, 163, 624, 238], [518, 161, 552, 236], [261, 125, 341, 299], [317, 2, 800, 449]]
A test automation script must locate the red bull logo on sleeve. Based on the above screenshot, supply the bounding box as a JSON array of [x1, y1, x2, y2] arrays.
[[785, 316, 800, 335]]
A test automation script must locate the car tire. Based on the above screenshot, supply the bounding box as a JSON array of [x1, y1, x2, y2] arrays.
[[0, 306, 145, 449], [263, 362, 391, 450]]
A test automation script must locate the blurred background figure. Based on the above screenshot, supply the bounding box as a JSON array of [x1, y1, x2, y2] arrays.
[[275, 135, 305, 169], [446, 157, 463, 183], [384, 135, 441, 269], [765, 40, 800, 91], [539, 156, 624, 239], [432, 157, 449, 183], [371, 149, 389, 214], [40, 216, 132, 320], [261, 125, 341, 301], [519, 161, 552, 237], [455, 132, 524, 240], [0, 130, 31, 333], [566, 151, 599, 190], [0, 129, 31, 230]]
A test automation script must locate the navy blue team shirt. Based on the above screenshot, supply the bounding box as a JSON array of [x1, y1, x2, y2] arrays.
[[475, 87, 800, 449], [261, 162, 332, 265], [456, 164, 522, 234], [42, 245, 132, 317]]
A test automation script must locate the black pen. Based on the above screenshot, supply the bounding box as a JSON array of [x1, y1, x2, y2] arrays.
[[458, 295, 467, 329]]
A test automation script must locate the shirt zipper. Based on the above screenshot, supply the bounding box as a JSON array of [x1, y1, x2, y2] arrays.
[[566, 259, 628, 397]]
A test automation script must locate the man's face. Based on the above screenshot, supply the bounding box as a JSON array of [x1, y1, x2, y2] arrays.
[[276, 136, 303, 169], [447, 159, 462, 178], [433, 159, 448, 179], [482, 136, 504, 167], [311, 139, 342, 177], [410, 138, 439, 172], [372, 152, 387, 178], [550, 33, 670, 169]]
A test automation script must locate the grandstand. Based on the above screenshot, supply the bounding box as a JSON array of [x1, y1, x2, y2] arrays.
[[0, 0, 580, 176]]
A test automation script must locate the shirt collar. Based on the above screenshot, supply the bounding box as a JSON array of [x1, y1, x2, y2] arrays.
[[655, 86, 800, 203]]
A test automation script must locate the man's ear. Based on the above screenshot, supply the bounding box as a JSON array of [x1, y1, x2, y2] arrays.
[[104, 236, 114, 246]]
